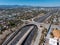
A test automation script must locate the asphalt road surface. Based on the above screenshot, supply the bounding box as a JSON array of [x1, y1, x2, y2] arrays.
[[2, 24, 37, 45], [8, 26, 32, 45], [21, 25, 38, 45], [34, 12, 52, 22]]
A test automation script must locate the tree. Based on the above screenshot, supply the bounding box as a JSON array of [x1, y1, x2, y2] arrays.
[[50, 32, 54, 38], [8, 20, 16, 27]]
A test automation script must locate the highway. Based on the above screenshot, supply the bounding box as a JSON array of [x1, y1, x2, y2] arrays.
[[2, 12, 53, 45], [24, 11, 54, 45], [34, 12, 52, 22], [20, 12, 53, 45], [2, 24, 38, 45], [21, 25, 38, 45]]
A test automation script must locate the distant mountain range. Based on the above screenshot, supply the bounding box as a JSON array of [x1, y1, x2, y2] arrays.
[[0, 5, 35, 9], [0, 5, 60, 9]]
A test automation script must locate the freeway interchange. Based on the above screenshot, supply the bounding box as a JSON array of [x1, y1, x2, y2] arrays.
[[2, 11, 57, 45]]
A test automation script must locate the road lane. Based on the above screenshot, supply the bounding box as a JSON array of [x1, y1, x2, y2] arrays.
[[2, 25, 32, 45], [21, 25, 38, 45], [7, 26, 33, 45], [16, 26, 34, 45], [34, 12, 52, 22]]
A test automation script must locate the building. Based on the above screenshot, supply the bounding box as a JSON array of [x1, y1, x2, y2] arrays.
[[45, 29, 60, 45], [49, 38, 57, 45], [50, 29, 60, 45]]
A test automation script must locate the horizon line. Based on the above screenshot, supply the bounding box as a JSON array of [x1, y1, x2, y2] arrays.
[[0, 5, 60, 7]]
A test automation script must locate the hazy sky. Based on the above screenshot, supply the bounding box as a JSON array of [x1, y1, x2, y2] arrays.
[[0, 0, 60, 6]]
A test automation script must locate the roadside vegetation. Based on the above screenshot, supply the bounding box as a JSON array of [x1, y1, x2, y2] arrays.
[[39, 28, 47, 45], [0, 19, 23, 34], [50, 32, 54, 38]]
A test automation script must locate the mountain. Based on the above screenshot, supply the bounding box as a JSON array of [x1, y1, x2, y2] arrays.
[[0, 5, 60, 9], [0, 5, 35, 9]]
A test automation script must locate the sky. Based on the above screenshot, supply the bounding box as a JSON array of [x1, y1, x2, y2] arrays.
[[0, 0, 60, 7]]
